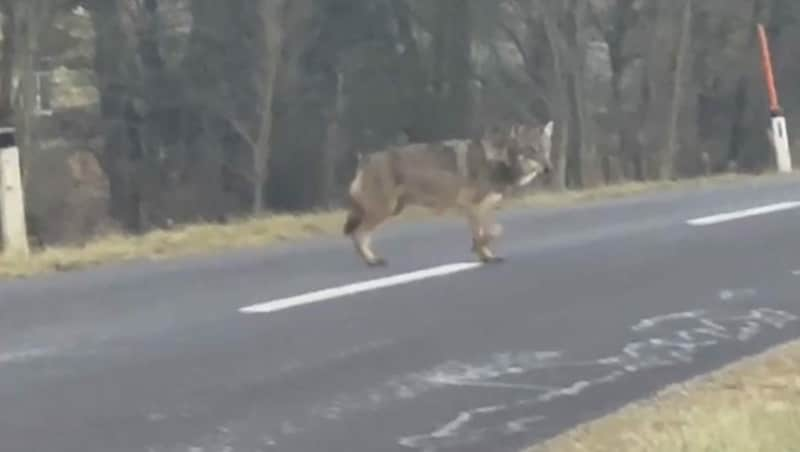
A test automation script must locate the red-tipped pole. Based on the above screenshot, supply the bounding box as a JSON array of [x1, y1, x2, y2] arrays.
[[757, 24, 781, 116], [757, 23, 792, 172]]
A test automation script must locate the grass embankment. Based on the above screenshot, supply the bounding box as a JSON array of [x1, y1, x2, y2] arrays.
[[0, 172, 789, 279], [527, 340, 800, 452]]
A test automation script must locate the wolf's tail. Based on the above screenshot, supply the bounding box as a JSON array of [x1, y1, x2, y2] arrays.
[[342, 203, 364, 235], [343, 201, 363, 236]]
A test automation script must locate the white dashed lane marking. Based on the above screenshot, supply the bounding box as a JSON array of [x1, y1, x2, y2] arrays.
[[242, 200, 800, 314], [686, 201, 800, 226], [239, 262, 483, 314]]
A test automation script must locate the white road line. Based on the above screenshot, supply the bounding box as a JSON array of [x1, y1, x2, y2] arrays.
[[0, 347, 55, 365], [686, 201, 800, 226], [239, 262, 483, 314]]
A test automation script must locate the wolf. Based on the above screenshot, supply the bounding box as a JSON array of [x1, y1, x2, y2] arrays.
[[343, 120, 554, 267]]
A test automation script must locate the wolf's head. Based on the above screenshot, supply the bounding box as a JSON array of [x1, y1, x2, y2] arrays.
[[481, 121, 554, 187], [508, 120, 554, 186]]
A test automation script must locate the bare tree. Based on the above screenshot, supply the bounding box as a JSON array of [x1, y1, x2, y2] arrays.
[[0, 0, 15, 123], [660, 0, 694, 180], [247, 0, 283, 213], [10, 0, 64, 177], [7, 0, 800, 245]]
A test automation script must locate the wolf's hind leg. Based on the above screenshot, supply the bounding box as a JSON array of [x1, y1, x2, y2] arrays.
[[350, 205, 393, 267]]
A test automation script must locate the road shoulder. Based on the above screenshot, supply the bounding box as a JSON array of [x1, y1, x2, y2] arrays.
[[4, 172, 799, 280], [525, 338, 800, 452]]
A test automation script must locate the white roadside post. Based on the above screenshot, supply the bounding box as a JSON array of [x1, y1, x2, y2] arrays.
[[767, 116, 792, 172], [758, 23, 792, 173], [0, 126, 30, 257]]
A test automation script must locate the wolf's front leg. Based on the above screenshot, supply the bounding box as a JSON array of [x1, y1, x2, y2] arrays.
[[466, 209, 504, 264]]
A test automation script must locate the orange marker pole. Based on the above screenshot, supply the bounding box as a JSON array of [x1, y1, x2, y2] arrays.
[[757, 23, 792, 172], [757, 24, 782, 116]]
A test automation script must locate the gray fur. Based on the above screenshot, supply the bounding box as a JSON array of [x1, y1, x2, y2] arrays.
[[343, 121, 554, 266]]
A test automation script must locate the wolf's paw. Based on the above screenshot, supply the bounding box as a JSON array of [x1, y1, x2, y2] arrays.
[[367, 258, 388, 268], [482, 255, 505, 264], [477, 252, 505, 264]]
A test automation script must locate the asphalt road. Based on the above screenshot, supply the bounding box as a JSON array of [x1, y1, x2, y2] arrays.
[[3, 175, 800, 452]]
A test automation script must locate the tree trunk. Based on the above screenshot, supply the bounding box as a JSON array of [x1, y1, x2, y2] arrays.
[[660, 0, 693, 180], [565, 73, 583, 187], [0, 1, 15, 123], [568, 0, 597, 187], [606, 0, 635, 180], [253, 0, 285, 214], [16, 2, 40, 183], [318, 70, 345, 207], [88, 0, 144, 232], [431, 0, 473, 139], [539, 0, 569, 190]]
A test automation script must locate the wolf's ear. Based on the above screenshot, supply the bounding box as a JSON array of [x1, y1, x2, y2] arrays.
[[543, 121, 554, 139]]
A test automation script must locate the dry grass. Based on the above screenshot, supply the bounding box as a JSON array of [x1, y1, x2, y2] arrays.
[[510, 173, 750, 208], [0, 172, 792, 279], [527, 340, 800, 452], [0, 210, 348, 278]]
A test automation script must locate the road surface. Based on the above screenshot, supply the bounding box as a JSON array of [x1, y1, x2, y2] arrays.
[[2, 175, 800, 452]]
